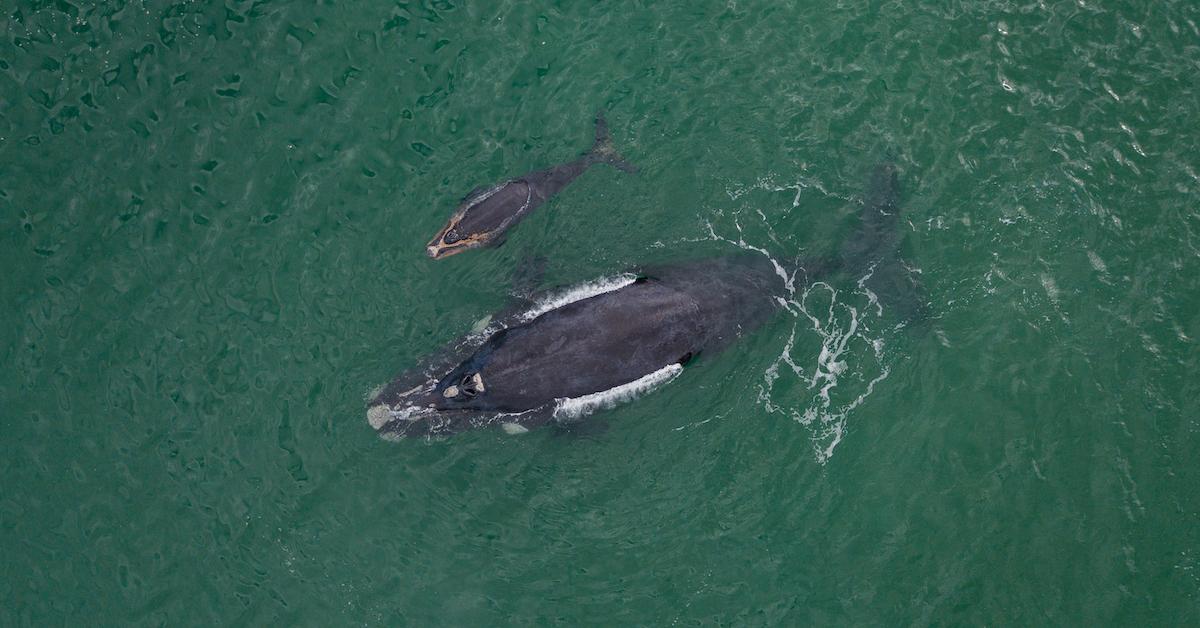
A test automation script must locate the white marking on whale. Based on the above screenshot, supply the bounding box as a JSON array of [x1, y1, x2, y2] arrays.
[[367, 404, 392, 430]]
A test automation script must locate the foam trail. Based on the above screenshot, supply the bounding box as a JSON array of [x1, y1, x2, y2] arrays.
[[701, 219, 800, 302], [776, 278, 892, 463], [553, 363, 683, 420], [724, 173, 848, 207], [459, 274, 639, 346], [519, 273, 638, 322], [700, 208, 893, 464]]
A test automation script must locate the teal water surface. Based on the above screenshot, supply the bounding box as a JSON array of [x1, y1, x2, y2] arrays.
[[3, 0, 1199, 624]]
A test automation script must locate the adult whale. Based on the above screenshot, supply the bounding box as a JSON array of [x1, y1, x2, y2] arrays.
[[371, 163, 915, 438], [368, 255, 787, 438], [426, 113, 636, 259]]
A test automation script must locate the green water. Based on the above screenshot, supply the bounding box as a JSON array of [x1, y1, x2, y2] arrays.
[[3, 0, 1199, 624]]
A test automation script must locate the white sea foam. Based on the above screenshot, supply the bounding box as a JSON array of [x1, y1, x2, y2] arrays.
[[458, 275, 640, 345], [701, 208, 893, 464], [364, 382, 387, 404], [1040, 273, 1061, 304], [755, 279, 893, 463], [723, 172, 847, 208], [518, 274, 638, 322], [553, 363, 684, 421]]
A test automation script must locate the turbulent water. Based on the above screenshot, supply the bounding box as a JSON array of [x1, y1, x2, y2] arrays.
[[3, 0, 1199, 624]]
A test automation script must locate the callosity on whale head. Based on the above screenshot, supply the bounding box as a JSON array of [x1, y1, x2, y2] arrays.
[[426, 181, 533, 259], [366, 354, 508, 439]]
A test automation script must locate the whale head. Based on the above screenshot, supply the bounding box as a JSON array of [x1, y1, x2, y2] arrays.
[[425, 217, 497, 259], [367, 359, 509, 439], [426, 180, 531, 259], [366, 383, 487, 439]]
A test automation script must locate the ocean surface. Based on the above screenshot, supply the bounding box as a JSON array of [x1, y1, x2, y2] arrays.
[[3, 0, 1198, 624]]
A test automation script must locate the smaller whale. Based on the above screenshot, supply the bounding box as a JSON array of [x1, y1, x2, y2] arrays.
[[426, 112, 636, 259]]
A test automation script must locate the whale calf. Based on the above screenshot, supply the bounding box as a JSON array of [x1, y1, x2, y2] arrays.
[[373, 163, 917, 438], [426, 113, 636, 259]]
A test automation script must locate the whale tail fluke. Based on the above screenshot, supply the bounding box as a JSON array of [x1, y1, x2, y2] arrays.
[[843, 161, 931, 326], [588, 111, 638, 174], [840, 161, 901, 272]]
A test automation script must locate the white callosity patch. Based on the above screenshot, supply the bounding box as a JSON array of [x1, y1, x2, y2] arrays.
[[366, 380, 440, 431], [369, 402, 438, 430], [553, 363, 684, 421], [367, 404, 392, 430]]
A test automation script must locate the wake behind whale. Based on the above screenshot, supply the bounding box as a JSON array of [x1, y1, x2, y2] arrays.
[[714, 165, 918, 462]]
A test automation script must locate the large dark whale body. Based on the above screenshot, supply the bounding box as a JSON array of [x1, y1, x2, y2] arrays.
[[368, 255, 784, 438], [373, 163, 915, 438], [426, 113, 635, 259]]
